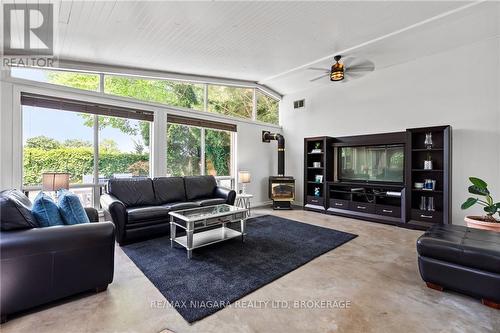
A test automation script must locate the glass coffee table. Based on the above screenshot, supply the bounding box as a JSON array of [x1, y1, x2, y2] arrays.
[[169, 204, 248, 259]]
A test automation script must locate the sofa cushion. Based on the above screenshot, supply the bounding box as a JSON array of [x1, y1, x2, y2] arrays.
[[57, 190, 90, 225], [162, 202, 199, 212], [126, 206, 170, 223], [417, 224, 500, 274], [0, 189, 38, 230], [184, 176, 217, 201], [107, 178, 156, 207], [153, 177, 186, 204], [193, 198, 226, 207], [32, 192, 65, 227]]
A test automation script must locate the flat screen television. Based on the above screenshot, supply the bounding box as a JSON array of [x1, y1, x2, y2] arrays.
[[338, 144, 405, 183]]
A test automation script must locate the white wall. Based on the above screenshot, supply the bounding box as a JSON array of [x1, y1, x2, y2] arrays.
[[280, 38, 500, 225], [0, 77, 279, 207], [237, 121, 279, 206]]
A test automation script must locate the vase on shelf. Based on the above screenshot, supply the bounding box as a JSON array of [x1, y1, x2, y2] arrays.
[[314, 187, 321, 197], [424, 132, 433, 149], [423, 154, 433, 170]]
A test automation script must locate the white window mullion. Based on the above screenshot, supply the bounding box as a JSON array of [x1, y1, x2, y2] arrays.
[[204, 83, 208, 112], [153, 111, 167, 177], [231, 131, 236, 190], [92, 114, 100, 209], [200, 127, 206, 175], [252, 88, 257, 121], [99, 73, 104, 94]]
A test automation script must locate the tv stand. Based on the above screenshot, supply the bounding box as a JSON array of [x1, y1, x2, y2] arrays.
[[326, 182, 406, 225], [303, 127, 451, 230]]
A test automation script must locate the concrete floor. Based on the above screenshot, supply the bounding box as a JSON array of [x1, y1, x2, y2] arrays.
[[2, 208, 498, 333]]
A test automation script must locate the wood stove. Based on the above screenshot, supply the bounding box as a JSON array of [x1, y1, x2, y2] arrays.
[[263, 131, 295, 210], [269, 176, 295, 209]]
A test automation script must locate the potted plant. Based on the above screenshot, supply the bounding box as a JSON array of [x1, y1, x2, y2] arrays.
[[461, 177, 500, 232]]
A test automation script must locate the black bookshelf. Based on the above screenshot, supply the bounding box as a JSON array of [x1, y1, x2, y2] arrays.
[[303, 137, 334, 211], [405, 125, 451, 228]]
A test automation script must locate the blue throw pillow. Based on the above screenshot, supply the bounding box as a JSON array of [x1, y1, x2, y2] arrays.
[[57, 189, 90, 225], [32, 192, 65, 227]]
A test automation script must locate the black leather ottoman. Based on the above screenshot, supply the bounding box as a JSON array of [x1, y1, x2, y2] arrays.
[[417, 224, 500, 309]]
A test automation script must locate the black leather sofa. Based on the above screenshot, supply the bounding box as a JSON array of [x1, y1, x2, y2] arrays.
[[100, 175, 236, 245], [417, 224, 500, 309], [0, 190, 115, 322]]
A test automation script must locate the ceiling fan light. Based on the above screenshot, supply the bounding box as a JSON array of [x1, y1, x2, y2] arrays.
[[330, 62, 344, 81]]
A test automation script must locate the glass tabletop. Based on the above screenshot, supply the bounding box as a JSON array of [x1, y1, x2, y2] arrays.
[[169, 204, 246, 221]]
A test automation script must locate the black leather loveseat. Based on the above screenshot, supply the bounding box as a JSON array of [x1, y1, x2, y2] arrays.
[[0, 190, 115, 322], [417, 224, 500, 309], [100, 175, 236, 245]]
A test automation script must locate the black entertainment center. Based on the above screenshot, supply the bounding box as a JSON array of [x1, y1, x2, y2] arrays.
[[303, 126, 451, 230]]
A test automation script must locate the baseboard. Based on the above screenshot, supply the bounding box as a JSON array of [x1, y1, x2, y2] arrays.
[[252, 200, 273, 208]]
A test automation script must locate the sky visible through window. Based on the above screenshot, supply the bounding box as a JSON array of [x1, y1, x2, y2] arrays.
[[17, 68, 143, 153], [23, 106, 142, 153]]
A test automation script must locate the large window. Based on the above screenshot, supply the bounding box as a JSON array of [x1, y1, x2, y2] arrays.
[[207, 85, 253, 119], [166, 124, 202, 176], [23, 107, 95, 186], [166, 117, 234, 178], [11, 67, 280, 125], [256, 90, 279, 125], [104, 75, 204, 110], [205, 129, 231, 176], [98, 116, 150, 180], [21, 94, 152, 207], [11, 67, 100, 92]]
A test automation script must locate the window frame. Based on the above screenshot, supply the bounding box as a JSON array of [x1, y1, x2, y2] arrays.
[[9, 67, 281, 126], [165, 122, 235, 178], [20, 98, 153, 208], [9, 69, 251, 203]]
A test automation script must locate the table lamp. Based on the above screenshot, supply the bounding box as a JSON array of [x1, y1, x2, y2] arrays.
[[238, 171, 251, 194], [42, 172, 70, 197]]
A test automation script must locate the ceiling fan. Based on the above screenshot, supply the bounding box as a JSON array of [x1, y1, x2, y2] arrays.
[[308, 55, 375, 83]]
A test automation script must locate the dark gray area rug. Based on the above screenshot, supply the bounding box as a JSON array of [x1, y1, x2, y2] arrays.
[[122, 214, 357, 323]]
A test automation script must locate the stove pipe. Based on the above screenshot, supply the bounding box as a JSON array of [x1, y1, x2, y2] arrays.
[[262, 131, 285, 176]]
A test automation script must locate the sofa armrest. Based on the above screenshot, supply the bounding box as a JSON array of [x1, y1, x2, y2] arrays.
[[0, 222, 115, 259], [214, 187, 236, 205], [0, 223, 115, 316], [84, 207, 99, 222], [100, 194, 127, 245]]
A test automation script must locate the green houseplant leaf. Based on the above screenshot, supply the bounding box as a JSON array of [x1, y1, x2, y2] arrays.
[[461, 197, 478, 210], [468, 185, 490, 196], [469, 177, 488, 189], [484, 206, 497, 215]]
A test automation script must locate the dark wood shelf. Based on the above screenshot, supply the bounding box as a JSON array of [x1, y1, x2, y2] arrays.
[[330, 189, 352, 194], [328, 181, 404, 189], [412, 189, 443, 193], [412, 148, 443, 152], [304, 137, 334, 210], [407, 125, 451, 226]]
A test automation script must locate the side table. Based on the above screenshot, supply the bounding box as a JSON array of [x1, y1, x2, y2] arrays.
[[235, 193, 253, 217]]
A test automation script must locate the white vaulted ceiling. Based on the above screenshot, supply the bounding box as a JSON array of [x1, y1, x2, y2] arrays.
[[44, 1, 499, 94]]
